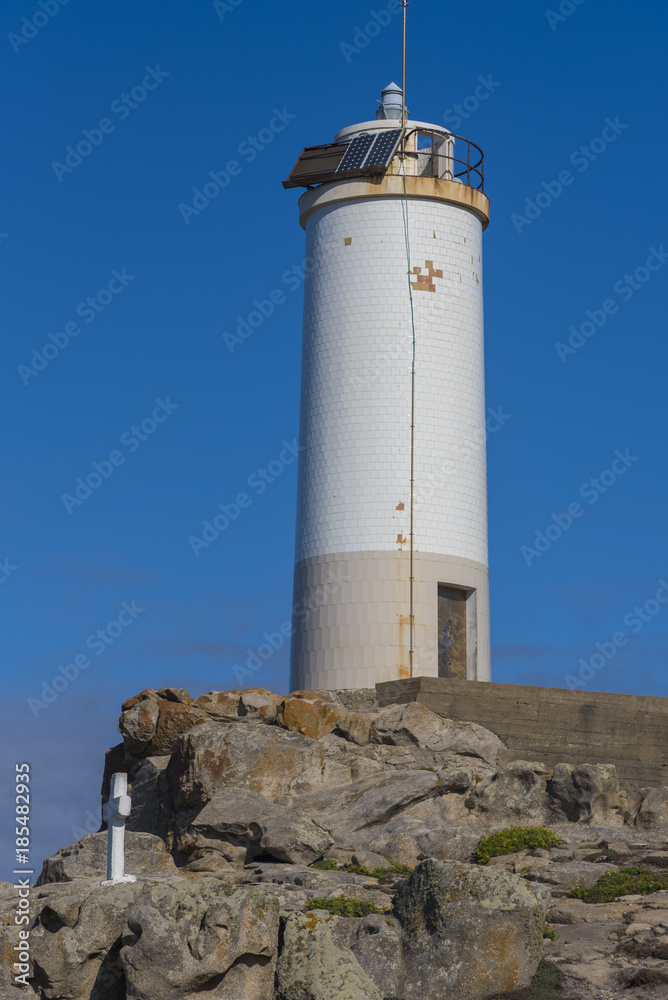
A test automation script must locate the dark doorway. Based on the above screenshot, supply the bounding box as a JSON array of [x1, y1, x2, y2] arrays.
[[438, 585, 468, 678]]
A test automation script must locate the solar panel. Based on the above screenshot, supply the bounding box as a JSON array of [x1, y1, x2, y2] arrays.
[[336, 133, 375, 173], [363, 129, 402, 168], [336, 129, 403, 176]]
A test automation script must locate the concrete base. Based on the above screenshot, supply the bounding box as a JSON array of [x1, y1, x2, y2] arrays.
[[375, 676, 668, 789], [290, 550, 490, 691]]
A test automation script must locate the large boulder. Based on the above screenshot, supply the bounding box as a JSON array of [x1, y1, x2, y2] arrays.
[[474, 761, 552, 825], [635, 786, 668, 831], [37, 831, 180, 885], [392, 859, 550, 999], [192, 688, 282, 724], [174, 787, 333, 865], [120, 881, 279, 1000], [19, 878, 280, 1000], [166, 721, 378, 810], [29, 880, 144, 999], [547, 763, 624, 825], [119, 689, 209, 756], [275, 910, 382, 1000], [362, 803, 481, 867], [286, 770, 446, 853], [369, 703, 504, 767], [277, 690, 346, 740]]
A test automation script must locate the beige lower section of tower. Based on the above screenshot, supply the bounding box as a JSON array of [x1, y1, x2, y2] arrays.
[[290, 550, 490, 691]]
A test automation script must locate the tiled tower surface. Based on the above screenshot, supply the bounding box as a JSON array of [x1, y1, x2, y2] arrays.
[[288, 109, 491, 691]]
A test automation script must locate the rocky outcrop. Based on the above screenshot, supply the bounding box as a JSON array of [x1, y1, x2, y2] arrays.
[[29, 880, 142, 999], [174, 787, 333, 865], [101, 686, 668, 877], [11, 878, 279, 1000], [369, 702, 504, 767], [36, 831, 180, 885], [635, 786, 668, 830], [544, 889, 668, 995], [276, 910, 383, 1000], [12, 683, 668, 1000], [393, 859, 549, 999], [119, 688, 210, 756], [120, 880, 279, 999], [547, 763, 625, 825]]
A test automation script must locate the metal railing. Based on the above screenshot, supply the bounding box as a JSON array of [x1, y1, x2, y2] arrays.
[[387, 130, 485, 192]]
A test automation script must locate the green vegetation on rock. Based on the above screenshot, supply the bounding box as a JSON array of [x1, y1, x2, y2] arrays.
[[569, 866, 668, 903], [474, 827, 564, 865], [303, 897, 390, 917], [310, 858, 340, 871]]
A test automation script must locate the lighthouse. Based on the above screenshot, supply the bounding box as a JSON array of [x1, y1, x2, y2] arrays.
[[284, 82, 491, 691]]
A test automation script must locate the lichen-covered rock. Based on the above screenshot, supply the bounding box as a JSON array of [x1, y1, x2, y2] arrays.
[[37, 831, 180, 885], [348, 913, 403, 998], [192, 687, 282, 723], [548, 763, 624, 825], [392, 859, 550, 999], [278, 691, 346, 740], [276, 910, 382, 1000], [120, 880, 279, 999], [29, 879, 144, 999], [119, 689, 209, 756], [176, 787, 333, 865], [120, 688, 161, 751]]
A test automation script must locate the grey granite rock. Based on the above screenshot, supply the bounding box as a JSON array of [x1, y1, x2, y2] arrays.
[[392, 859, 550, 1000]]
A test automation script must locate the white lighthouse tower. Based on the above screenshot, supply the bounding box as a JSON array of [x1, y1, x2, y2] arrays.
[[284, 81, 491, 691]]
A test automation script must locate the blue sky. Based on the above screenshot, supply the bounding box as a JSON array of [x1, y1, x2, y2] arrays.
[[1, 0, 667, 879]]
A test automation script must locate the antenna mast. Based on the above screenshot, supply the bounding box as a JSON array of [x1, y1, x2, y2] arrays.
[[401, 1, 408, 154]]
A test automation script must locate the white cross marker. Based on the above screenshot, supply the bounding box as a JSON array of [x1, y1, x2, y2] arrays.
[[102, 772, 137, 885]]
